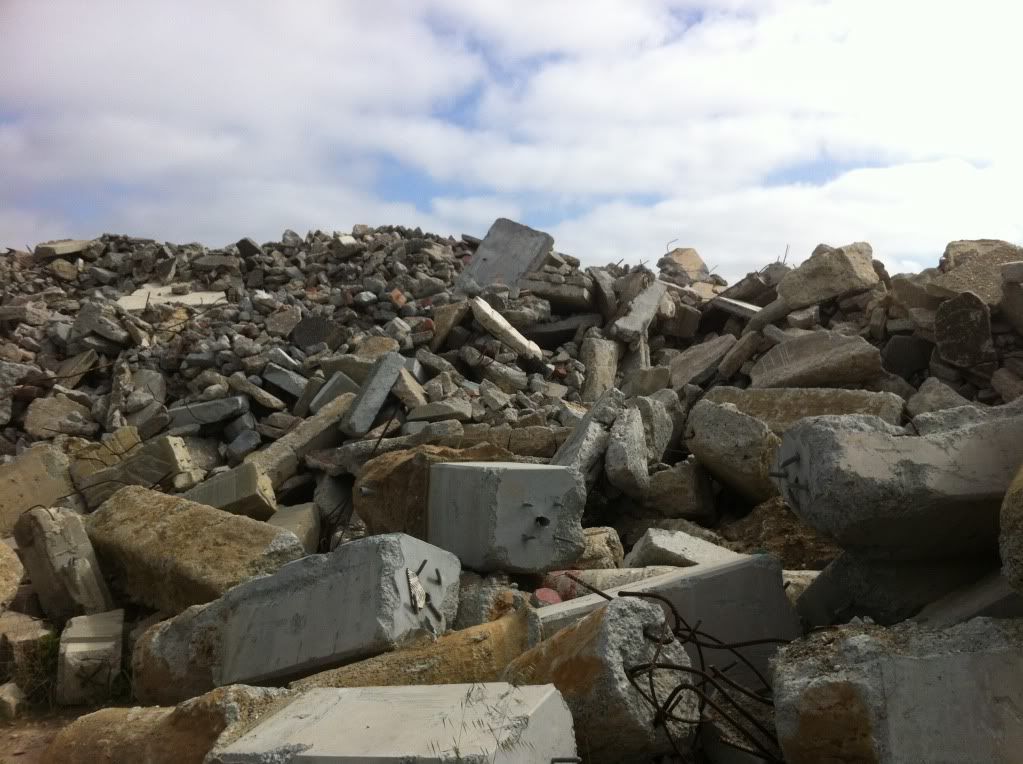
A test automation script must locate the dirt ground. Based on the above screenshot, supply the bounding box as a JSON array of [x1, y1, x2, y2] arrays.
[[0, 709, 86, 763]]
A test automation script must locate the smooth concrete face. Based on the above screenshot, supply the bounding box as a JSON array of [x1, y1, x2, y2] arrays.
[[218, 533, 460, 685], [214, 683, 577, 764], [537, 556, 801, 690], [427, 462, 585, 574], [460, 217, 554, 289]]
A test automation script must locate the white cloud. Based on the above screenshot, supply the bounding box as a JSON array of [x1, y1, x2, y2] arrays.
[[1, 0, 1021, 282]]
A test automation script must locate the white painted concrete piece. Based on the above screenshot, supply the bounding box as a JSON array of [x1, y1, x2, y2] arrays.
[[214, 683, 577, 763]]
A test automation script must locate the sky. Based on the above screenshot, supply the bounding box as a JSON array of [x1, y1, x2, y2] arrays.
[[3, 0, 1022, 282]]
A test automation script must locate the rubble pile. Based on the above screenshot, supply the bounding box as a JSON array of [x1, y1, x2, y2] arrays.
[[0, 220, 1022, 761]]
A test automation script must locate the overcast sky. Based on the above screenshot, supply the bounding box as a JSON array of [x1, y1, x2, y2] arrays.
[[3, 0, 1022, 281]]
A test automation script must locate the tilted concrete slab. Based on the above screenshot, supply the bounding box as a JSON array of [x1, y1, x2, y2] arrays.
[[214, 683, 576, 764], [459, 217, 554, 289]]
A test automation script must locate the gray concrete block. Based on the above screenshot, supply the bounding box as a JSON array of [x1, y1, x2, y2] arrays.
[[56, 609, 124, 706], [579, 337, 620, 402], [309, 371, 359, 414], [428, 462, 585, 574], [13, 507, 113, 626], [623, 527, 743, 568], [749, 330, 882, 388], [339, 352, 404, 437], [213, 683, 577, 763], [261, 362, 309, 398], [536, 556, 800, 690], [183, 461, 277, 520], [552, 388, 624, 485], [269, 503, 320, 554], [604, 407, 649, 496], [773, 617, 1023, 763], [132, 533, 461, 702], [167, 395, 249, 428], [774, 413, 1023, 559], [610, 279, 668, 344], [459, 218, 554, 289], [669, 334, 737, 388]]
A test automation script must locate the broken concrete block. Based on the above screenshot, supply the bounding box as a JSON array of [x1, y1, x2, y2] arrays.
[[75, 434, 203, 509], [621, 365, 670, 397], [13, 508, 113, 626], [716, 329, 760, 378], [906, 375, 971, 417], [24, 394, 98, 440], [629, 394, 672, 463], [460, 218, 554, 289], [1000, 463, 1023, 594], [470, 296, 542, 360], [428, 462, 585, 573], [610, 279, 667, 343], [551, 387, 624, 484], [268, 503, 320, 554], [406, 396, 472, 422], [624, 527, 743, 568], [775, 242, 880, 309], [216, 683, 576, 764], [604, 407, 650, 496], [749, 330, 882, 388], [579, 336, 619, 402], [0, 443, 81, 534], [0, 682, 25, 719], [504, 597, 695, 763], [776, 414, 1023, 559], [228, 372, 287, 410], [454, 571, 528, 629], [773, 617, 1023, 763], [669, 334, 737, 388], [56, 609, 123, 706], [641, 458, 716, 520], [703, 386, 905, 434], [339, 351, 404, 437], [133, 533, 460, 703], [246, 392, 353, 487], [167, 395, 249, 428], [182, 461, 277, 520], [45, 684, 296, 764], [86, 486, 304, 614], [292, 606, 541, 691], [573, 526, 625, 569], [934, 290, 994, 367], [927, 238, 1023, 305], [308, 370, 359, 413], [685, 399, 781, 503], [429, 300, 470, 351]]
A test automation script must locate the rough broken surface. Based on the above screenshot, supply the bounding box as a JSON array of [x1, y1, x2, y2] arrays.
[[749, 331, 882, 388], [86, 486, 304, 613]]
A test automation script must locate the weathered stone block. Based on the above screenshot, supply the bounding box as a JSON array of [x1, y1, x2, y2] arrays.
[[56, 609, 123, 706]]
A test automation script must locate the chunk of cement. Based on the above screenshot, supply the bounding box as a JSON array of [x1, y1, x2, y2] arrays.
[[906, 376, 971, 417], [56, 609, 124, 706], [261, 362, 309, 398], [0, 445, 83, 530], [669, 334, 737, 388], [214, 683, 576, 764], [610, 279, 668, 343], [773, 617, 1023, 764], [537, 556, 800, 690], [183, 461, 277, 520], [132, 533, 460, 703], [641, 458, 716, 521], [604, 407, 650, 496], [774, 414, 1023, 559], [703, 386, 905, 434], [13, 508, 113, 626], [459, 218, 554, 289], [428, 462, 585, 573], [775, 242, 880, 309], [86, 486, 304, 614], [470, 296, 543, 360], [504, 597, 695, 764], [167, 395, 249, 428], [579, 337, 619, 402], [749, 331, 882, 388], [339, 352, 404, 437], [624, 527, 743, 568], [308, 371, 359, 413], [268, 503, 320, 554], [685, 399, 780, 503], [551, 388, 624, 485]]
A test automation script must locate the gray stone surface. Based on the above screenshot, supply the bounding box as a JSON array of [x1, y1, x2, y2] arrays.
[[470, 296, 542, 360], [774, 414, 1023, 559], [339, 352, 404, 437], [623, 527, 743, 568], [906, 376, 972, 417], [183, 461, 277, 520], [669, 334, 736, 389], [167, 395, 249, 428], [749, 330, 882, 388], [133, 533, 461, 703], [641, 458, 716, 520], [504, 597, 695, 764], [773, 618, 1023, 764], [56, 609, 124, 706], [551, 388, 624, 485], [13, 507, 113, 626], [604, 407, 649, 496], [775, 242, 879, 309], [685, 399, 780, 503], [308, 371, 359, 414], [75, 434, 203, 509], [214, 683, 577, 764], [579, 337, 619, 402], [407, 397, 472, 422], [460, 218, 553, 289], [428, 462, 585, 573], [268, 503, 320, 554], [629, 395, 672, 463], [610, 279, 668, 343], [935, 290, 994, 367], [261, 362, 308, 398]]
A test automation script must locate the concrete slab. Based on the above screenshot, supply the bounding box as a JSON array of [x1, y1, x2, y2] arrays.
[[214, 683, 576, 764], [428, 462, 585, 573], [268, 503, 320, 553], [133, 533, 461, 703], [56, 609, 124, 706], [339, 352, 404, 437], [183, 461, 277, 520], [116, 283, 227, 311], [749, 330, 882, 388], [459, 218, 554, 289], [624, 527, 744, 568]]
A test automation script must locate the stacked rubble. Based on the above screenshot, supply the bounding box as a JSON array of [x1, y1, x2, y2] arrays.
[[0, 221, 1021, 761]]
